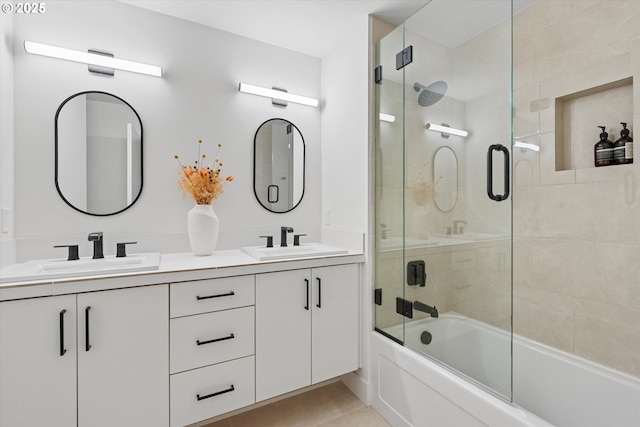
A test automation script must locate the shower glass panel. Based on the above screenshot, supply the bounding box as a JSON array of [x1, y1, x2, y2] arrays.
[[374, 0, 514, 400], [374, 23, 406, 344]]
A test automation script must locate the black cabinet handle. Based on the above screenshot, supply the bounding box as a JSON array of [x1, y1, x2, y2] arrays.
[[85, 306, 91, 352], [196, 291, 235, 301], [487, 144, 510, 202], [59, 309, 67, 356], [197, 385, 235, 401], [304, 279, 309, 310], [316, 277, 322, 308], [197, 333, 235, 346]]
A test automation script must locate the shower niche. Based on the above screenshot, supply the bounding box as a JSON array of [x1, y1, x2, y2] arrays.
[[554, 76, 634, 172]]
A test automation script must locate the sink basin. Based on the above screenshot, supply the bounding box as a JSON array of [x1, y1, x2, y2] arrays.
[[0, 253, 161, 283], [241, 243, 348, 261]]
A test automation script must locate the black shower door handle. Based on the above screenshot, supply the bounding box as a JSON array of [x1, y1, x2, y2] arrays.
[[487, 144, 510, 202]]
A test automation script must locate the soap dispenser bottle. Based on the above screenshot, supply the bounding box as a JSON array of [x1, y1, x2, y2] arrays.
[[594, 126, 614, 167], [613, 122, 633, 164]]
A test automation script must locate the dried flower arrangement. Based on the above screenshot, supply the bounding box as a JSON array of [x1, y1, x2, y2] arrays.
[[174, 139, 234, 205], [406, 179, 433, 206]]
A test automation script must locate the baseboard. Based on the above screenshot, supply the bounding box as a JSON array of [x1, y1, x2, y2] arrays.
[[341, 371, 370, 405]]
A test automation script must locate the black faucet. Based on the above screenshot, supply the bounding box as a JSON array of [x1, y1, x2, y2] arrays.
[[453, 220, 467, 235], [88, 232, 104, 259], [280, 226, 294, 247], [413, 300, 439, 318]]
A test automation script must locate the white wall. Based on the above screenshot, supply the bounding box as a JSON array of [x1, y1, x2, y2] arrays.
[[0, 10, 15, 268], [320, 14, 371, 400], [11, 1, 321, 260], [320, 16, 369, 234]]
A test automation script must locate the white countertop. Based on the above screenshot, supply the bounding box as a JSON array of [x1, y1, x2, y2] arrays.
[[0, 249, 365, 301]]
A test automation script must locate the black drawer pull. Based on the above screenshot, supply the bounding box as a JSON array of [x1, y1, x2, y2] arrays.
[[196, 291, 235, 301], [196, 333, 235, 346], [304, 279, 309, 310], [59, 309, 67, 356], [197, 384, 235, 401], [316, 277, 322, 308]]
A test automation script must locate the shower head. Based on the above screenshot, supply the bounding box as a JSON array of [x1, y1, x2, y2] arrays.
[[413, 80, 448, 107]]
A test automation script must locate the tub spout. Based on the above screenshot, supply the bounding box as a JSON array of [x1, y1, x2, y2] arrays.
[[414, 300, 438, 318]]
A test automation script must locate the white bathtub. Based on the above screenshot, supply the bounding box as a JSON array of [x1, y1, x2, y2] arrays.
[[371, 312, 640, 427]]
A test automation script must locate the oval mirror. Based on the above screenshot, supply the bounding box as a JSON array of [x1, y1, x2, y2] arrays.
[[433, 146, 458, 212], [55, 91, 143, 216], [253, 118, 305, 213]]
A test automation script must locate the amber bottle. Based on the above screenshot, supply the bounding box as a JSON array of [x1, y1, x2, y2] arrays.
[[613, 122, 633, 164], [594, 126, 614, 167]]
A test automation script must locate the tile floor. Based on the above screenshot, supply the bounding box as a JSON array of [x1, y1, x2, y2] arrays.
[[202, 381, 391, 427]]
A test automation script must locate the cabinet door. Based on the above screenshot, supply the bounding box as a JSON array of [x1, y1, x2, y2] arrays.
[[77, 284, 169, 427], [255, 269, 311, 402], [0, 295, 77, 427], [311, 264, 359, 384]]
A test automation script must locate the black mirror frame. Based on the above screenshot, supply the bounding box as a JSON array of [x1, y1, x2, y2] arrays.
[[54, 91, 143, 216], [252, 118, 305, 214]]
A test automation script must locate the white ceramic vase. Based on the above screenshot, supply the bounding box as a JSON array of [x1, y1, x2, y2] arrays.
[[187, 204, 219, 256]]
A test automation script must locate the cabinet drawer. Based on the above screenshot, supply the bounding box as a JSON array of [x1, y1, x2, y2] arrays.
[[170, 356, 255, 427], [170, 306, 254, 374], [450, 250, 476, 271], [171, 275, 254, 318]]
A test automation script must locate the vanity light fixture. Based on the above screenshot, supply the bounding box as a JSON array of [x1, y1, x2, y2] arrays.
[[514, 140, 540, 152], [24, 41, 163, 77], [238, 82, 319, 108], [379, 113, 396, 123], [425, 123, 468, 138]]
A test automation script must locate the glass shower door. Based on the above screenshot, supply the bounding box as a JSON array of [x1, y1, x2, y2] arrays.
[[374, 0, 514, 401], [374, 23, 407, 344]]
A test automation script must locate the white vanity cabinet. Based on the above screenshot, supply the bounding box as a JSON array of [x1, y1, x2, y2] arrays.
[[0, 294, 78, 427], [0, 284, 169, 427], [77, 284, 169, 427], [169, 275, 256, 427], [0, 251, 363, 427], [255, 264, 359, 402]]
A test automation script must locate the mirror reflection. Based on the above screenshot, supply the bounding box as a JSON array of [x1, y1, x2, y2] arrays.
[[433, 146, 458, 212], [253, 118, 305, 213], [55, 91, 143, 216]]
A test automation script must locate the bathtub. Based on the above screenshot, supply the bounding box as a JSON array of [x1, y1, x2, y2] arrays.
[[371, 312, 640, 427]]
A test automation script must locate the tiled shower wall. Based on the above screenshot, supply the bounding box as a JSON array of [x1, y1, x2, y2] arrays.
[[512, 0, 640, 377]]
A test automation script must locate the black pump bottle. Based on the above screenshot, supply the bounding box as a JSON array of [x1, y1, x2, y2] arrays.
[[613, 122, 633, 164], [594, 126, 614, 167]]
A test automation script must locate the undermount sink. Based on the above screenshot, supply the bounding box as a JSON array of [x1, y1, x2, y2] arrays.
[[241, 243, 348, 261], [0, 253, 161, 283]]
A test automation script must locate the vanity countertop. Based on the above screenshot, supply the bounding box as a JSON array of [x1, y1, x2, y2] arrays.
[[0, 249, 364, 301]]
